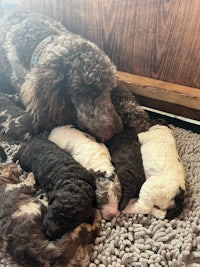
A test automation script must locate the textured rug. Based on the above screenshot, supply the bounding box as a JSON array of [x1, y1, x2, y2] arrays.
[[0, 125, 200, 267]]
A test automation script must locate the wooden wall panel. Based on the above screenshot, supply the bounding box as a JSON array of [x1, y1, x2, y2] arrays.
[[20, 0, 200, 90]]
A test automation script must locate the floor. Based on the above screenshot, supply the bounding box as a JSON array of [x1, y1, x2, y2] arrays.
[[147, 111, 200, 134]]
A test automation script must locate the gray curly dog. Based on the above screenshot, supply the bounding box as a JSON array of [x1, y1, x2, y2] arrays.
[[0, 11, 122, 141]]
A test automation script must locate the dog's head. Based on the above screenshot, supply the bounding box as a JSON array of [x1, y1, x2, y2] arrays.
[[65, 40, 123, 142], [21, 37, 123, 142], [95, 173, 122, 220], [43, 180, 95, 240], [165, 187, 185, 219]]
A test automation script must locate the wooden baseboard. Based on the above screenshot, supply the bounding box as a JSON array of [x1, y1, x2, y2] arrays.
[[118, 71, 200, 121]]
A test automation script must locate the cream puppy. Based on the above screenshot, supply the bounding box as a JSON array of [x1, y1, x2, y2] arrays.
[[49, 125, 122, 220], [123, 125, 185, 219]]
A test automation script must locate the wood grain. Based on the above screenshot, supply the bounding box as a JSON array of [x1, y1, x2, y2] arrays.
[[20, 0, 200, 90], [118, 71, 200, 110], [118, 71, 200, 120]]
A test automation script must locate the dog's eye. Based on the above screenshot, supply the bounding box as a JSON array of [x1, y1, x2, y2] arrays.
[[91, 90, 100, 98]]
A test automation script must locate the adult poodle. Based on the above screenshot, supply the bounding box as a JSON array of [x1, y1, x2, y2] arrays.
[[0, 163, 101, 267], [0, 11, 122, 141]]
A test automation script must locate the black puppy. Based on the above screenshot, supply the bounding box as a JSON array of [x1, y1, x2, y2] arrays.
[[15, 138, 96, 240], [106, 126, 146, 210]]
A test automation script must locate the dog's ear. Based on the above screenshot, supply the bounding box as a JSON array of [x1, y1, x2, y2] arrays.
[[20, 65, 76, 130], [165, 188, 185, 219]]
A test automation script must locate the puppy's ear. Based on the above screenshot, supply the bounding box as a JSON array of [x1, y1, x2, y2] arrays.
[[165, 188, 185, 219]]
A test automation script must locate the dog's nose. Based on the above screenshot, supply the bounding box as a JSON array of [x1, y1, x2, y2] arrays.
[[102, 209, 119, 220]]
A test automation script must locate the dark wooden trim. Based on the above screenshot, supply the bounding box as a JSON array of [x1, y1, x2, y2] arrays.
[[118, 71, 200, 121]]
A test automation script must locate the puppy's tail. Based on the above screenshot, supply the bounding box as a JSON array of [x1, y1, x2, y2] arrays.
[[165, 188, 185, 219]]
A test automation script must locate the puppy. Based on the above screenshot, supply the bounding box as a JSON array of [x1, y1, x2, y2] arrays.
[[105, 126, 146, 211], [111, 85, 150, 133], [14, 137, 96, 239], [0, 163, 101, 267], [49, 125, 122, 220], [123, 125, 186, 219]]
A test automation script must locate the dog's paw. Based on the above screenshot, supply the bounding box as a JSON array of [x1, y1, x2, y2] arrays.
[[122, 198, 151, 215], [24, 172, 36, 187], [151, 207, 166, 219], [93, 209, 102, 224], [122, 198, 138, 214]]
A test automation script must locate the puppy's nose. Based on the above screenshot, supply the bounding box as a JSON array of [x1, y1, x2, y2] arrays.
[[103, 210, 119, 220]]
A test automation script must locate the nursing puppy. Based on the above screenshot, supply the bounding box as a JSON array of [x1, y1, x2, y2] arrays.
[[105, 126, 146, 211], [0, 163, 101, 267], [111, 85, 151, 133], [123, 125, 186, 219], [14, 138, 96, 239], [49, 125, 122, 220]]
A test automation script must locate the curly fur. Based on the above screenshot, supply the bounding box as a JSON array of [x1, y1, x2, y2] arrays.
[[49, 125, 122, 220], [0, 163, 101, 267], [123, 125, 186, 219], [111, 85, 150, 133], [105, 126, 146, 211], [14, 137, 96, 239], [0, 92, 33, 140], [0, 11, 122, 141]]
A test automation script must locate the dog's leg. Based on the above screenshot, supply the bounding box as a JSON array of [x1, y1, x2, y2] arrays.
[[122, 198, 152, 215], [150, 207, 166, 219]]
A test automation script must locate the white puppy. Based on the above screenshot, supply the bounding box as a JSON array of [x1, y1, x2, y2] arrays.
[[49, 125, 121, 220], [123, 125, 185, 219]]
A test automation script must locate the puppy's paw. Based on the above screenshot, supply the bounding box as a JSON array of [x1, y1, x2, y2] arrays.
[[122, 198, 151, 215], [93, 209, 102, 224], [151, 207, 166, 219], [24, 172, 36, 187], [122, 198, 138, 214]]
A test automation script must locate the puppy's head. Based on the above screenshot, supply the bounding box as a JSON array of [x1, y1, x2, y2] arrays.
[[95, 174, 122, 220], [0, 163, 20, 186], [165, 188, 185, 219], [43, 180, 95, 240]]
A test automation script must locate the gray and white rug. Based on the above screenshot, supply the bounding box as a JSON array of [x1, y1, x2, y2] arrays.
[[0, 125, 200, 267]]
